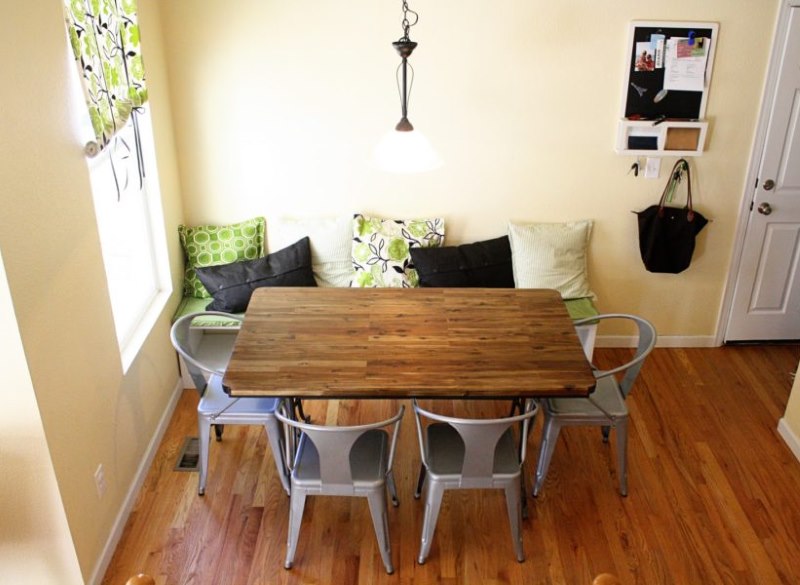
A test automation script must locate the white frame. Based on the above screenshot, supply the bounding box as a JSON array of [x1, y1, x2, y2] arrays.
[[84, 109, 172, 372], [617, 20, 719, 156], [716, 1, 800, 344]]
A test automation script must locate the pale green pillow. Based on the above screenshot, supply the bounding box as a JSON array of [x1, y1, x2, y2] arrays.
[[179, 217, 266, 298], [508, 220, 594, 299], [351, 214, 445, 287]]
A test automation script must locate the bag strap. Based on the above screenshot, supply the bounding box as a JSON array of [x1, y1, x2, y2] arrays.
[[657, 158, 696, 221]]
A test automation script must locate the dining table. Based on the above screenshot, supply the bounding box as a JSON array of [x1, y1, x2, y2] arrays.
[[222, 287, 596, 400]]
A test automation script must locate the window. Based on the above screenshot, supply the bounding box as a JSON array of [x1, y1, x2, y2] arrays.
[[64, 0, 171, 371], [85, 112, 171, 370]]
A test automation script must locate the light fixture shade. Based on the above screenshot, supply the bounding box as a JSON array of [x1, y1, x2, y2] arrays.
[[374, 128, 443, 174]]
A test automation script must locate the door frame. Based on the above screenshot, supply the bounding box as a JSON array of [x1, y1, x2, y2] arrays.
[[716, 0, 800, 345]]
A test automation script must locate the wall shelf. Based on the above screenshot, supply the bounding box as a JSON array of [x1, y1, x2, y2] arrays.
[[616, 119, 708, 157]]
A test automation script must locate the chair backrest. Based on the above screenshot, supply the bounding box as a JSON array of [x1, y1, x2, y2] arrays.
[[275, 405, 405, 488], [170, 312, 243, 389], [412, 399, 538, 482], [573, 313, 657, 398]]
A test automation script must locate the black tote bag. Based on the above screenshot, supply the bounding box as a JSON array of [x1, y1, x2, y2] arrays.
[[635, 159, 709, 274]]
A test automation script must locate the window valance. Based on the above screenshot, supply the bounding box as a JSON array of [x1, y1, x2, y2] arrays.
[[63, 0, 147, 152]]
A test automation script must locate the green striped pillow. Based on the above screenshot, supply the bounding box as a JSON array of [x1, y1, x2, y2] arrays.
[[508, 220, 594, 299]]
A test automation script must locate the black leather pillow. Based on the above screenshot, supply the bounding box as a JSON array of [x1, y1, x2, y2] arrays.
[[409, 235, 514, 287], [196, 236, 316, 312]]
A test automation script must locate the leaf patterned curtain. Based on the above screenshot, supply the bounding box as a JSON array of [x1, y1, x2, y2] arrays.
[[63, 0, 147, 152]]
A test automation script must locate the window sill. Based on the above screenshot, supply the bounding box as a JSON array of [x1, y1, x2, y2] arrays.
[[119, 287, 172, 374]]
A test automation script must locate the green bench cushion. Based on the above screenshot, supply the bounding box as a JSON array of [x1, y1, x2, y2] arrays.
[[172, 296, 242, 327], [564, 297, 599, 321], [173, 294, 598, 328]]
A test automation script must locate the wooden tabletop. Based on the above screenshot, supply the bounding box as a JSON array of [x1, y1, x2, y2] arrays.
[[223, 287, 596, 399]]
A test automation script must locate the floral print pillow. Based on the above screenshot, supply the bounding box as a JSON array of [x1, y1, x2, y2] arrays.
[[351, 214, 445, 287]]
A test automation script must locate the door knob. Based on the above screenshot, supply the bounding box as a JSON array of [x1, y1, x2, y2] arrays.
[[757, 202, 773, 215], [763, 179, 776, 190]]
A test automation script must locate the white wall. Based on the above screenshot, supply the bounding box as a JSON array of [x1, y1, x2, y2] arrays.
[[158, 0, 780, 340]]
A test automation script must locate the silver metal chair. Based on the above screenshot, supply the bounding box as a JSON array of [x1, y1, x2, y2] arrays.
[[533, 313, 656, 497], [412, 399, 539, 564], [170, 312, 290, 496], [274, 404, 405, 574]]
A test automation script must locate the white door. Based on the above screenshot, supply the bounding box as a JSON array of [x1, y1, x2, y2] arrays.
[[726, 5, 800, 341]]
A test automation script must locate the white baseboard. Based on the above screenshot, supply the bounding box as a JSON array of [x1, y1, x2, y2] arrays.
[[88, 377, 184, 585], [778, 418, 800, 463], [595, 335, 718, 348]]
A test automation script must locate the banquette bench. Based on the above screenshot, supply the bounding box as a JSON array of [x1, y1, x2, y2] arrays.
[[172, 214, 598, 388]]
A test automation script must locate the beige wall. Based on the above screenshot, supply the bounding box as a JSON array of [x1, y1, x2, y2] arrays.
[[0, 0, 787, 579], [158, 0, 779, 339], [0, 1, 184, 580], [785, 367, 800, 436], [0, 252, 83, 583]]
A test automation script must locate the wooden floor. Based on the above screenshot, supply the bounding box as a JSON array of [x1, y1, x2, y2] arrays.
[[103, 345, 800, 585]]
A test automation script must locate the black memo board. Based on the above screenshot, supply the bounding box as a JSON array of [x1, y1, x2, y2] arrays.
[[623, 21, 718, 121]]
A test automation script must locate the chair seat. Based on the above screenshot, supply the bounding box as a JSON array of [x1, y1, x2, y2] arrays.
[[546, 376, 627, 419], [293, 429, 389, 489], [425, 423, 519, 478], [198, 375, 279, 418]]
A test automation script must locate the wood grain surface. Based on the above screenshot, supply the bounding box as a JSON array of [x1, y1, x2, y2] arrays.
[[103, 344, 800, 585], [223, 287, 595, 399]]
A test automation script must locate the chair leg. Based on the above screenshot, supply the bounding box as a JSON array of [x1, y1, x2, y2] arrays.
[[264, 418, 291, 496], [520, 474, 529, 519], [293, 398, 310, 423], [214, 424, 224, 441], [418, 480, 445, 564], [414, 463, 426, 499], [284, 488, 307, 569], [533, 416, 561, 497], [198, 414, 212, 496], [386, 470, 399, 507], [601, 425, 611, 443], [366, 488, 394, 574], [504, 478, 525, 562], [616, 417, 629, 497]]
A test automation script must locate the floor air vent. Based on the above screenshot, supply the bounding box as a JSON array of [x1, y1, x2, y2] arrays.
[[175, 437, 199, 471]]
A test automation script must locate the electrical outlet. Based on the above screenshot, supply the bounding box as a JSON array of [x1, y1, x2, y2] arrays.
[[644, 157, 661, 179], [94, 464, 106, 499]]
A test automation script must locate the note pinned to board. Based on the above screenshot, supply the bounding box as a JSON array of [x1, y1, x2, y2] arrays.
[[663, 37, 710, 92], [650, 34, 665, 69]]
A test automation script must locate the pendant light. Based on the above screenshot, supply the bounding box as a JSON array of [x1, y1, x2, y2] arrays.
[[374, 1, 442, 173]]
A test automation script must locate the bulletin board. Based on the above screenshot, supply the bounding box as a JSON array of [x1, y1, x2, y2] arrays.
[[622, 21, 718, 121]]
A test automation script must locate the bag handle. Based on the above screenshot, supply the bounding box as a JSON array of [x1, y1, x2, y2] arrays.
[[657, 158, 696, 221]]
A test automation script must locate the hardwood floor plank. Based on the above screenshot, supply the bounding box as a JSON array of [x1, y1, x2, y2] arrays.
[[103, 345, 800, 584]]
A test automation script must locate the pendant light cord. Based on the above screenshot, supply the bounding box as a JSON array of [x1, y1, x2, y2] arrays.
[[398, 1, 419, 43], [395, 1, 419, 118]]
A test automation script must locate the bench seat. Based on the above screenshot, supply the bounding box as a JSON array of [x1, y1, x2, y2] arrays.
[[173, 294, 597, 326], [173, 296, 243, 327]]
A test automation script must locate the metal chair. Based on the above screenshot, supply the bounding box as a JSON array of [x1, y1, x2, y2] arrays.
[[532, 314, 656, 497], [169, 312, 290, 496], [274, 404, 405, 574], [412, 399, 539, 564]]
